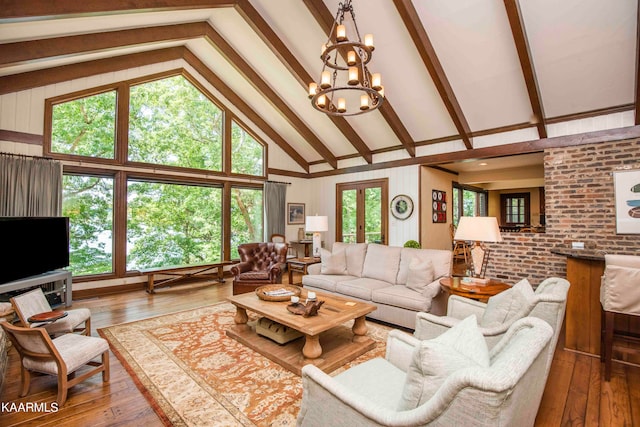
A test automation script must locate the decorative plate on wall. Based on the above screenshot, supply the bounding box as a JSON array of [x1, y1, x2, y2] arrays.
[[391, 194, 414, 220], [432, 190, 447, 223]]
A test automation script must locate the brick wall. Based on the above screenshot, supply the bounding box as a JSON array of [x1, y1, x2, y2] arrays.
[[484, 138, 640, 285]]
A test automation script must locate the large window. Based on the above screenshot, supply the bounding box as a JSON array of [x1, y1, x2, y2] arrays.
[[127, 181, 222, 270], [129, 76, 223, 170], [51, 91, 117, 159], [230, 187, 263, 258], [48, 71, 266, 279], [62, 174, 114, 276], [452, 183, 488, 225]]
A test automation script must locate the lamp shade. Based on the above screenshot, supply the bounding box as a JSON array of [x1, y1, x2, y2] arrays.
[[454, 216, 502, 242], [305, 216, 328, 232]]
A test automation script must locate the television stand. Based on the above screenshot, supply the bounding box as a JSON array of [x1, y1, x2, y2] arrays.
[[0, 270, 72, 307]]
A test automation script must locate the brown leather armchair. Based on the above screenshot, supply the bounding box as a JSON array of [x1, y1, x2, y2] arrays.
[[230, 242, 288, 295]]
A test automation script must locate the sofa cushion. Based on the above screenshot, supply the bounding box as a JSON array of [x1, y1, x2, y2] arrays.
[[398, 248, 452, 285], [302, 274, 356, 293], [336, 278, 391, 301], [481, 279, 535, 327], [398, 315, 490, 411], [405, 257, 435, 295], [372, 285, 431, 312], [320, 248, 347, 275], [333, 242, 368, 277], [362, 244, 402, 284], [334, 357, 406, 411]]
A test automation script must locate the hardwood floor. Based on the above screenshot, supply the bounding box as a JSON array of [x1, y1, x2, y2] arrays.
[[1, 275, 639, 426]]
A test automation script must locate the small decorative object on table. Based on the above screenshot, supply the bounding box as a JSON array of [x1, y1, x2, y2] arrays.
[[255, 285, 302, 302], [288, 291, 322, 317]]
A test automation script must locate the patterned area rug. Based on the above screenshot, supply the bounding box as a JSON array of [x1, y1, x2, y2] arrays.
[[98, 302, 391, 426]]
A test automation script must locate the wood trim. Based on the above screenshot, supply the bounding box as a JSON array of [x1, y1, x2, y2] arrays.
[[392, 0, 473, 150], [503, 0, 547, 138], [0, 22, 207, 67], [0, 47, 185, 95], [546, 104, 635, 124], [183, 49, 309, 172], [202, 24, 337, 169], [0, 0, 234, 20], [234, 0, 373, 164], [301, 0, 416, 158], [309, 125, 640, 178], [267, 168, 309, 179], [0, 129, 43, 145]]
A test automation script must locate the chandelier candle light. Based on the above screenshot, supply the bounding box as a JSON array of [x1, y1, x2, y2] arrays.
[[308, 0, 384, 116]]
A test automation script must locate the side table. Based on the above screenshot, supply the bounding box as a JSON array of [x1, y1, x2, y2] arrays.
[[439, 277, 511, 304], [287, 257, 320, 284]]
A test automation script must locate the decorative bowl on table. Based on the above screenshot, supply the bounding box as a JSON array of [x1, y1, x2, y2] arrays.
[[255, 284, 301, 302]]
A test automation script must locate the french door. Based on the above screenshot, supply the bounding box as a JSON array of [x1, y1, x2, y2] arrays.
[[336, 178, 388, 244]]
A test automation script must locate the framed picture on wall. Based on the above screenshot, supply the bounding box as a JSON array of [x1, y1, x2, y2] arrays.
[[287, 203, 305, 224], [432, 190, 447, 223], [614, 169, 640, 234]]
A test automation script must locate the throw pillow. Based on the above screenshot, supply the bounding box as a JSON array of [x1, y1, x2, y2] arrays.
[[480, 278, 534, 327], [320, 248, 347, 275], [405, 257, 435, 294], [398, 315, 490, 411]]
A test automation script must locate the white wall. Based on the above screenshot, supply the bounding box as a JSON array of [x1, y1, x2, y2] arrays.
[[300, 165, 420, 250]]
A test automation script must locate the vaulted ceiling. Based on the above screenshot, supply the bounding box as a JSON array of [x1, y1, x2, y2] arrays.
[[1, 0, 638, 176]]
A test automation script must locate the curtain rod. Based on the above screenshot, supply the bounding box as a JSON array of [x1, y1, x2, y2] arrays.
[[0, 151, 54, 161], [265, 180, 291, 185]]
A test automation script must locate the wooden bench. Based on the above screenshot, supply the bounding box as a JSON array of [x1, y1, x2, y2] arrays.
[[143, 262, 233, 294]]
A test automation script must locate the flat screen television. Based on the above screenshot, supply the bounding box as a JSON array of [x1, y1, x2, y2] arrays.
[[0, 217, 70, 284]]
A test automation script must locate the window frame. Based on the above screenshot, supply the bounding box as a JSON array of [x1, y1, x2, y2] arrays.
[[47, 69, 268, 282], [500, 192, 531, 227]]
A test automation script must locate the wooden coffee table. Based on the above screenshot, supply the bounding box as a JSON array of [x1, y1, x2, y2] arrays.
[[226, 290, 377, 375]]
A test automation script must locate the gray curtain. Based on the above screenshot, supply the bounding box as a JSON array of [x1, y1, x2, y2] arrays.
[[264, 181, 287, 240], [0, 153, 63, 217]]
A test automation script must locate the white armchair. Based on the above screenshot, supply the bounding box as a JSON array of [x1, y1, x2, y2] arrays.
[[297, 317, 553, 427], [415, 278, 569, 347]]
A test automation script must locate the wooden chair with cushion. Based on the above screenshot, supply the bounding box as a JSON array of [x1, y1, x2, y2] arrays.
[[230, 242, 289, 295], [11, 288, 91, 336], [1, 321, 109, 406], [270, 233, 297, 260], [600, 254, 640, 381]]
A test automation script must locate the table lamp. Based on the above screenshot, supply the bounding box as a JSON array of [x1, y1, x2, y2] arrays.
[[305, 215, 328, 258], [453, 216, 502, 280]]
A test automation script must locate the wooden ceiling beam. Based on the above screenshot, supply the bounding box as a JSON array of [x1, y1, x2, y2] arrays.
[[234, 0, 373, 164], [0, 22, 207, 67], [503, 0, 547, 138], [302, 0, 416, 158], [0, 0, 234, 20], [0, 46, 185, 95], [392, 0, 473, 150], [203, 24, 338, 169]]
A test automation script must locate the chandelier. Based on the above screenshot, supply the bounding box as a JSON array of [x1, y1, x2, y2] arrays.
[[308, 0, 384, 116]]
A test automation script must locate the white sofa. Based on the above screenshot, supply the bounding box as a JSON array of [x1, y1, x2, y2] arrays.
[[302, 243, 452, 329]]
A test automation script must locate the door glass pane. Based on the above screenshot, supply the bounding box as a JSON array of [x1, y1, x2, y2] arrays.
[[341, 189, 357, 243], [364, 187, 382, 243]]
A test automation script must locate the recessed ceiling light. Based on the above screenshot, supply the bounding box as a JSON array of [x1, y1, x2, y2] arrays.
[[479, 162, 488, 166]]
